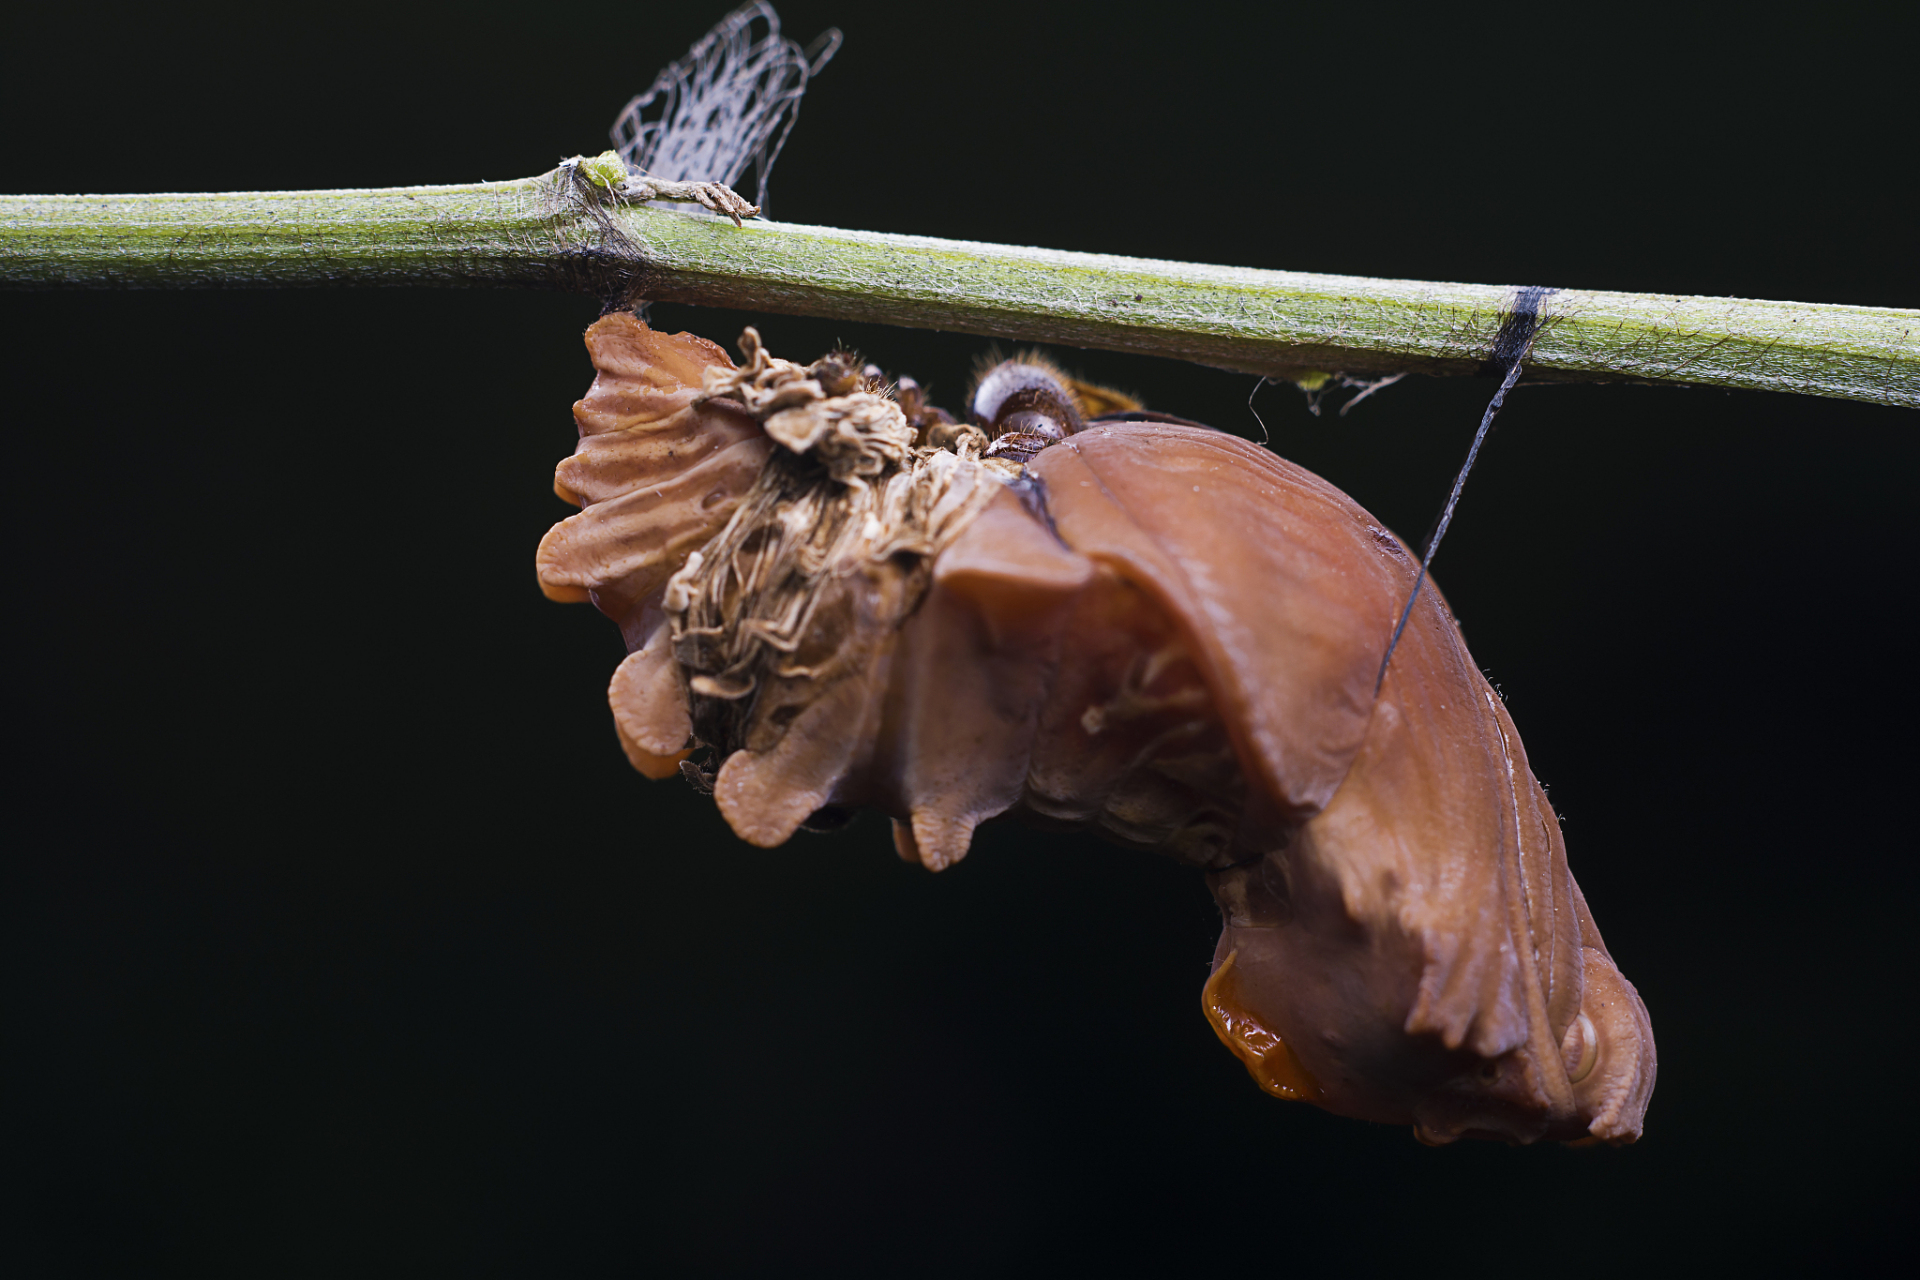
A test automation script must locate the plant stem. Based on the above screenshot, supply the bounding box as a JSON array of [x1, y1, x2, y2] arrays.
[[4, 172, 1913, 409]]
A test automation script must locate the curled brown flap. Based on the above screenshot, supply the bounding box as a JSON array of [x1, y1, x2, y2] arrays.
[[534, 315, 771, 632], [1030, 425, 1416, 820]]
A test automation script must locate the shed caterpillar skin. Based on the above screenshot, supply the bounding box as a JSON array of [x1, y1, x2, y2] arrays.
[[536, 315, 1657, 1146]]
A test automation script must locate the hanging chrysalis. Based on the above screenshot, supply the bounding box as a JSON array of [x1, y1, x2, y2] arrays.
[[535, 4, 1654, 1146], [535, 316, 1657, 1146]]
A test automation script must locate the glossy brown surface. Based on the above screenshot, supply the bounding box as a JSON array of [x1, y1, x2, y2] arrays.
[[537, 320, 1656, 1144]]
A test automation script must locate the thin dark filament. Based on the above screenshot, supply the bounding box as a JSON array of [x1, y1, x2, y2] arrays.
[[1373, 339, 1538, 695], [1247, 376, 1271, 445]]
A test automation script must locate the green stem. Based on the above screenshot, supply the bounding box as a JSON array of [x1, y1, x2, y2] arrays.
[[4, 171, 1913, 409]]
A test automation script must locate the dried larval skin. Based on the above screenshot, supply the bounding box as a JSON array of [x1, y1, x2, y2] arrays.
[[536, 318, 1656, 1145]]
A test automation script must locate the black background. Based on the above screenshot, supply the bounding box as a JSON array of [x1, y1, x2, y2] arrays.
[[4, 2, 1915, 1274]]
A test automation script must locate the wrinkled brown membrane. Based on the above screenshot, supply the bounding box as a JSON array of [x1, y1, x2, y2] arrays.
[[535, 316, 770, 776], [536, 319, 1656, 1145]]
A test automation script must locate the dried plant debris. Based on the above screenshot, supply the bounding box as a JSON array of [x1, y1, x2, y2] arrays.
[[666, 327, 1006, 774], [536, 317, 1656, 1148]]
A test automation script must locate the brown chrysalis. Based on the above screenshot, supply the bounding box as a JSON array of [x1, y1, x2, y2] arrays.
[[535, 315, 1657, 1146]]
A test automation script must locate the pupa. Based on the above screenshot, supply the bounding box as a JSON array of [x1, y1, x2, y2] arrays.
[[535, 314, 1657, 1146]]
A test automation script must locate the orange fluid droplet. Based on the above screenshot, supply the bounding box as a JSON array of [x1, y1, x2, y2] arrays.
[[1202, 950, 1325, 1102]]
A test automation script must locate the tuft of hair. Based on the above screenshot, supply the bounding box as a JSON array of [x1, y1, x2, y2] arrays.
[[966, 347, 1143, 421]]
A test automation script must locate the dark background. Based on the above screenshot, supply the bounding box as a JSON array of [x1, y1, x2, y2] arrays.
[[4, 1, 1914, 1274]]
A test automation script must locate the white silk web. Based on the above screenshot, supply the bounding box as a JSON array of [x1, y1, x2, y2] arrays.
[[611, 2, 841, 216]]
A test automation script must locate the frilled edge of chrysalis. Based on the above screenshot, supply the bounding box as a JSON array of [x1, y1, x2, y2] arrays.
[[533, 315, 772, 778], [534, 315, 770, 636]]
